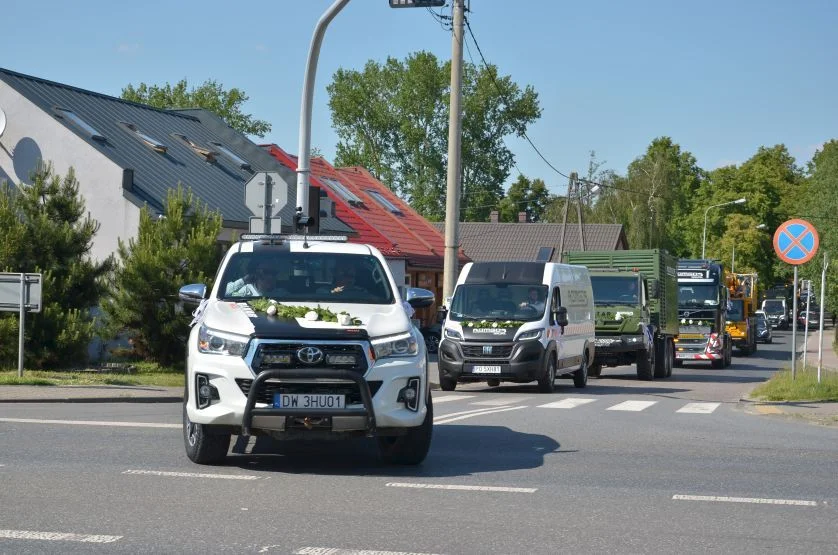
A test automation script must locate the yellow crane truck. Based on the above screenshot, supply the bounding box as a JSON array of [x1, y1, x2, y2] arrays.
[[725, 272, 758, 356]]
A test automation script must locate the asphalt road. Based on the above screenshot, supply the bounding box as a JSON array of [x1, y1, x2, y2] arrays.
[[1, 331, 836, 554]]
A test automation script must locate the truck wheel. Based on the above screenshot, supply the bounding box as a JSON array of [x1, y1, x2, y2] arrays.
[[636, 347, 654, 381], [183, 403, 230, 465], [439, 375, 457, 391], [653, 338, 668, 379], [573, 352, 588, 388], [588, 363, 602, 378], [537, 353, 557, 393], [379, 395, 433, 465], [711, 358, 724, 369], [665, 339, 674, 378]]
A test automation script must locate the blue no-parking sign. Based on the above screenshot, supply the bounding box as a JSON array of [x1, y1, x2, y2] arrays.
[[773, 219, 819, 265]]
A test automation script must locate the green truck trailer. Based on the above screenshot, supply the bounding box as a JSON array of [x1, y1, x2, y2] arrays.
[[563, 249, 679, 380]]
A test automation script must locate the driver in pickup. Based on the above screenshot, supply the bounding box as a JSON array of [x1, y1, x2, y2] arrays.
[[520, 287, 546, 313]]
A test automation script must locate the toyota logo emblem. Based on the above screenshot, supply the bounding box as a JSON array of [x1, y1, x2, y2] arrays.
[[296, 346, 324, 365]]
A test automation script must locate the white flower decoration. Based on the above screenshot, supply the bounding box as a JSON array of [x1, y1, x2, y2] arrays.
[[266, 305, 277, 316], [492, 322, 498, 328], [304, 310, 319, 321]]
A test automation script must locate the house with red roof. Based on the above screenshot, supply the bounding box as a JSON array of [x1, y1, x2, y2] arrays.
[[263, 144, 468, 328]]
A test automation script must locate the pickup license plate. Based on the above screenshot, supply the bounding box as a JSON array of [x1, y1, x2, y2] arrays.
[[472, 365, 502, 374], [273, 393, 345, 409]]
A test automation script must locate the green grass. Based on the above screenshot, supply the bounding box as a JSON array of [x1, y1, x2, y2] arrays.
[[0, 361, 183, 387], [750, 367, 838, 402]]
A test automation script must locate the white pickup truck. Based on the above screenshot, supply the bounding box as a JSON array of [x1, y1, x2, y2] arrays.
[[179, 234, 435, 465]]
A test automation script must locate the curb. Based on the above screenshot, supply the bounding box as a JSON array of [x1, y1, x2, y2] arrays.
[[0, 396, 183, 404]]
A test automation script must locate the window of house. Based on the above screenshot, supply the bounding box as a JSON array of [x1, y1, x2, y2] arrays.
[[321, 177, 364, 206], [119, 122, 167, 153], [53, 108, 106, 141], [172, 133, 216, 161], [366, 189, 403, 215], [536, 246, 554, 262], [209, 142, 251, 170]]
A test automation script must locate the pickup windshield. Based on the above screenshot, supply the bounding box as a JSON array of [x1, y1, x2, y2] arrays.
[[218, 251, 394, 305], [590, 275, 640, 305], [678, 284, 719, 307], [448, 283, 548, 322]]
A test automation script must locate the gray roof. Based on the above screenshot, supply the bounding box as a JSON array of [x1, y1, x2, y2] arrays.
[[432, 222, 628, 262], [0, 67, 351, 233]]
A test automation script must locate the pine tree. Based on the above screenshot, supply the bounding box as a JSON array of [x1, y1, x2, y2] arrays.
[[103, 186, 222, 366], [0, 164, 113, 368]]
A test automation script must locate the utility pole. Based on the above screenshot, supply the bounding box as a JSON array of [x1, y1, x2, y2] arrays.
[[576, 175, 585, 251], [558, 172, 577, 257], [442, 0, 465, 303]]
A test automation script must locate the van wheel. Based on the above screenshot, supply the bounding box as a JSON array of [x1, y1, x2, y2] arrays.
[[183, 403, 230, 465], [439, 376, 457, 391], [487, 379, 500, 387], [636, 346, 654, 381], [537, 354, 557, 393], [378, 395, 433, 465], [573, 352, 588, 388]]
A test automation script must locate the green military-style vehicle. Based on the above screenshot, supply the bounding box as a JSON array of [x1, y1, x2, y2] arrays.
[[563, 250, 679, 380]]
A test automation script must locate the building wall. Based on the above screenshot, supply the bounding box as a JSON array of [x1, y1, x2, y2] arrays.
[[0, 82, 140, 263]]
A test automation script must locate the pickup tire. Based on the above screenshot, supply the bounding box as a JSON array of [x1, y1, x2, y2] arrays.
[[378, 395, 433, 465], [538, 353, 557, 393], [636, 346, 654, 381], [183, 403, 231, 465]]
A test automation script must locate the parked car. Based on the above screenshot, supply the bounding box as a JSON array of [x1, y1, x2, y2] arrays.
[[754, 310, 772, 344], [798, 310, 821, 329]]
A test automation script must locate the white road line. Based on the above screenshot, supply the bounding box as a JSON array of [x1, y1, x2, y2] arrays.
[[676, 402, 721, 414], [0, 529, 122, 543], [433, 406, 513, 421], [471, 396, 531, 406], [294, 548, 442, 555], [122, 470, 260, 480], [538, 398, 597, 409], [672, 494, 818, 507], [434, 405, 527, 424], [0, 417, 179, 429], [431, 394, 475, 404], [606, 400, 657, 412], [386, 482, 536, 493]]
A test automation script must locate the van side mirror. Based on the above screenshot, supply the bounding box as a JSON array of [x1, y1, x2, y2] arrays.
[[648, 279, 660, 299], [554, 306, 569, 328]]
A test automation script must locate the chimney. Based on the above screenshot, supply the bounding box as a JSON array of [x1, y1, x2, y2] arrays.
[[489, 210, 499, 223], [518, 211, 528, 223]]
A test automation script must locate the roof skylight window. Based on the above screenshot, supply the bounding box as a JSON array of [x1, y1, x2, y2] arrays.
[[54, 108, 106, 141], [209, 142, 251, 170], [535, 246, 554, 262], [119, 122, 167, 153], [366, 189, 403, 215], [172, 133, 217, 161], [321, 176, 363, 205]]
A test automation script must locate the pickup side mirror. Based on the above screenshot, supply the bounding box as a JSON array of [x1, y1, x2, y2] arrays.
[[648, 279, 660, 299], [405, 287, 435, 308], [179, 283, 207, 307], [554, 306, 569, 328]]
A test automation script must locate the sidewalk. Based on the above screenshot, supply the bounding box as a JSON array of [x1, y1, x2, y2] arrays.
[[0, 384, 183, 403]]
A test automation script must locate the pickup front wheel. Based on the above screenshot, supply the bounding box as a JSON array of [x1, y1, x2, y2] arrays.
[[183, 403, 231, 465], [378, 395, 433, 465]]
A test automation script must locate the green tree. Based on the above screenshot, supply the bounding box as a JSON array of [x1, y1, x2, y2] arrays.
[[103, 186, 223, 366], [0, 165, 113, 368], [497, 175, 552, 222], [327, 51, 541, 221], [121, 79, 271, 137]]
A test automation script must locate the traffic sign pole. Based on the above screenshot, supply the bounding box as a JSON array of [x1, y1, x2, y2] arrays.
[[792, 267, 798, 379]]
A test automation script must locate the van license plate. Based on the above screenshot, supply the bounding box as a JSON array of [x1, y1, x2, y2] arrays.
[[472, 365, 501, 374], [273, 393, 345, 409]]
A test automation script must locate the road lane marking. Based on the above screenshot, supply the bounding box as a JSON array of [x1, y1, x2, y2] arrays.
[[294, 548, 442, 555], [433, 406, 513, 420], [606, 400, 657, 412], [538, 398, 597, 409], [0, 529, 122, 543], [122, 470, 260, 480], [676, 402, 721, 414], [431, 394, 475, 404], [471, 396, 531, 406], [672, 494, 817, 507], [386, 482, 536, 493], [0, 417, 179, 429], [434, 405, 527, 424]]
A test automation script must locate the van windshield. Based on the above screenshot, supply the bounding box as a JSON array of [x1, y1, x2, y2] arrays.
[[762, 299, 785, 314], [448, 284, 548, 322]]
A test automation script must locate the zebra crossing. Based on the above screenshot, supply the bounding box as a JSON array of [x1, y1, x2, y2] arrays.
[[433, 392, 723, 416]]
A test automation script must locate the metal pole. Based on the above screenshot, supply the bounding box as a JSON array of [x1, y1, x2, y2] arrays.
[[263, 174, 273, 234], [731, 245, 735, 273], [803, 282, 811, 370], [18, 272, 25, 378], [442, 0, 465, 303], [296, 0, 351, 221], [791, 266, 798, 379], [576, 173, 585, 251], [557, 173, 574, 258], [817, 252, 829, 383], [702, 206, 710, 259]]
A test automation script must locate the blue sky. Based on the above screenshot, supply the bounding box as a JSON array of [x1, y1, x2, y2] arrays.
[[3, 0, 835, 195]]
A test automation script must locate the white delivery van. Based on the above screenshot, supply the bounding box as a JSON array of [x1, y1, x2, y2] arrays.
[[437, 261, 595, 393]]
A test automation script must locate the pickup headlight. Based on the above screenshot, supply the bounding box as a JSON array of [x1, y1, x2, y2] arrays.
[[444, 327, 462, 340], [516, 328, 543, 341], [198, 324, 249, 356], [372, 329, 419, 359]]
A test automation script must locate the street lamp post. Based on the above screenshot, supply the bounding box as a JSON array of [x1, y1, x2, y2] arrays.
[[702, 198, 747, 259]]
